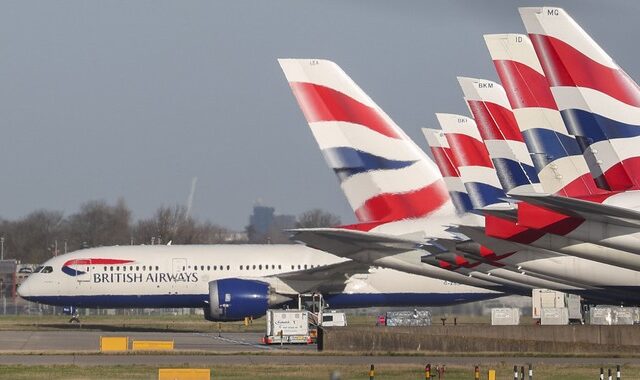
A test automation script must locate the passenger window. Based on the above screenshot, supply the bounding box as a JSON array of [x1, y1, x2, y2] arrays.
[[122, 266, 126, 272], [291, 265, 294, 270], [136, 266, 139, 271], [240, 265, 243, 270], [259, 265, 262, 270], [207, 266, 210, 271], [214, 266, 217, 270], [278, 265, 282, 270], [110, 266, 114, 271], [253, 265, 256, 270], [298, 265, 301, 270], [104, 266, 107, 271], [142, 266, 146, 271], [155, 266, 159, 271], [226, 265, 230, 270], [201, 265, 204, 271], [183, 266, 186, 271], [129, 266, 133, 271], [116, 266, 120, 271], [304, 264, 308, 269]]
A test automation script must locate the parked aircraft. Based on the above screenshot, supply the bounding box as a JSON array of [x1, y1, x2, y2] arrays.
[[18, 244, 501, 321]]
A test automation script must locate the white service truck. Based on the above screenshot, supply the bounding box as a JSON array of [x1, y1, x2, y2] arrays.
[[263, 309, 312, 344]]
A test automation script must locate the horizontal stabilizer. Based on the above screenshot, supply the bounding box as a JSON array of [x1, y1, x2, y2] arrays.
[[511, 193, 640, 228]]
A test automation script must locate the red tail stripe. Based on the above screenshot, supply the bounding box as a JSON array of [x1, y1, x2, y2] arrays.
[[493, 59, 558, 110], [289, 82, 403, 139], [444, 133, 494, 168], [555, 172, 609, 197], [430, 146, 459, 177], [467, 100, 524, 142], [354, 180, 450, 223], [601, 158, 640, 191], [529, 34, 640, 107], [517, 202, 584, 230], [454, 255, 470, 266], [485, 215, 546, 244]]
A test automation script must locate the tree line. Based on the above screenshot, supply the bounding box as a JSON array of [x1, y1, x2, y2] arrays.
[[0, 200, 341, 264]]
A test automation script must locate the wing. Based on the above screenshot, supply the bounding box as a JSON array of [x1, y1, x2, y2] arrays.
[[289, 228, 425, 259]]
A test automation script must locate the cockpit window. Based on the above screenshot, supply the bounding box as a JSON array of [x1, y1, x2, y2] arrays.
[[41, 266, 53, 274], [34, 266, 44, 273]]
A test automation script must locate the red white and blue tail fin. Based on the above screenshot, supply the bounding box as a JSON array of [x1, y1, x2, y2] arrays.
[[423, 128, 474, 215], [484, 33, 608, 197], [436, 113, 507, 210], [279, 59, 454, 228], [520, 7, 640, 191], [457, 77, 542, 195]]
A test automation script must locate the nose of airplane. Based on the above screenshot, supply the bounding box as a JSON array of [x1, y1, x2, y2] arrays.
[[17, 278, 31, 299]]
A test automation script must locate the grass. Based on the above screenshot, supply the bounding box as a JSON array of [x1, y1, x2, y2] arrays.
[[0, 364, 637, 379], [0, 313, 515, 333]]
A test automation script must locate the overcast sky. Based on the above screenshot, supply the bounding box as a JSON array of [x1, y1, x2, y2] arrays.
[[0, 0, 637, 229]]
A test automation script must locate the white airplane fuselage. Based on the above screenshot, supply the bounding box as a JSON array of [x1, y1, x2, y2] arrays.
[[18, 244, 499, 311]]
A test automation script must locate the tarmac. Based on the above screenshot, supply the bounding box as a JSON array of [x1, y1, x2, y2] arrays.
[[1, 330, 640, 367], [0, 330, 277, 352]]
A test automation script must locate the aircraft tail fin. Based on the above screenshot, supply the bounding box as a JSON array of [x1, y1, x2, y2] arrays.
[[436, 113, 507, 210], [484, 33, 607, 196], [279, 59, 454, 226], [520, 7, 640, 191], [458, 76, 541, 195], [423, 128, 474, 214]]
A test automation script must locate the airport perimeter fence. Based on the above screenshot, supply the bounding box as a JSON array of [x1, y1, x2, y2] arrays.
[[0, 296, 205, 317]]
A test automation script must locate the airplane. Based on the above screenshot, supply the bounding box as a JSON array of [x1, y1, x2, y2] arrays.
[[18, 244, 501, 321]]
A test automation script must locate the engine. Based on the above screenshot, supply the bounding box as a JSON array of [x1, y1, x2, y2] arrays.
[[204, 278, 292, 321]]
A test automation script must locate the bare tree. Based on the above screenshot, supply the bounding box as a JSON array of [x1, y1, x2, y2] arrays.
[[0, 210, 64, 263], [66, 199, 131, 248], [296, 209, 341, 228], [133, 205, 233, 245]]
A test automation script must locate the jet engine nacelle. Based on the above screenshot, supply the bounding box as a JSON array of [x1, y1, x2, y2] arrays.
[[205, 278, 292, 321]]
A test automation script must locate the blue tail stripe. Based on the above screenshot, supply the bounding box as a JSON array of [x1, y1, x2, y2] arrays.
[[322, 147, 416, 180], [463, 182, 507, 209], [449, 191, 474, 214], [491, 157, 539, 192], [560, 109, 640, 145], [521, 128, 582, 171]]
